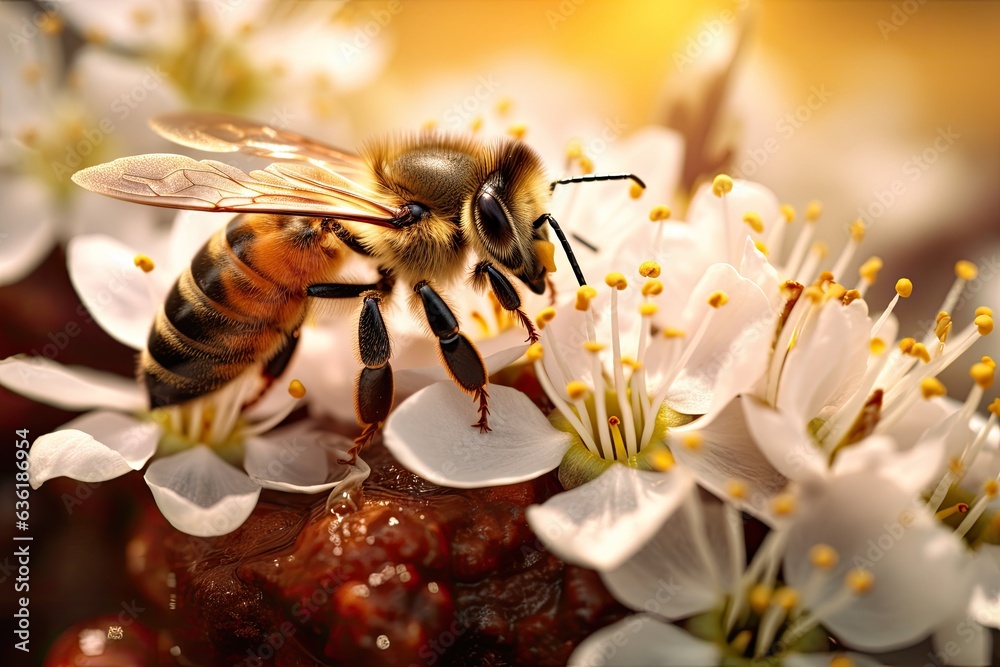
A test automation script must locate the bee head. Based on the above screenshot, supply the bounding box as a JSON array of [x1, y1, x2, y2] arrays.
[[470, 140, 553, 294]]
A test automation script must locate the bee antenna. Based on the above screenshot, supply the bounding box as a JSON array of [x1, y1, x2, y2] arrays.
[[549, 173, 646, 192], [533, 214, 587, 287]]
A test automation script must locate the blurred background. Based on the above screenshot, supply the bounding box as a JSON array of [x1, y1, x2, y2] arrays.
[[1, 0, 998, 663]]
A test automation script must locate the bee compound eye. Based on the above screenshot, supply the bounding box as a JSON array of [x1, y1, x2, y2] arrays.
[[475, 189, 514, 248], [406, 202, 430, 221]]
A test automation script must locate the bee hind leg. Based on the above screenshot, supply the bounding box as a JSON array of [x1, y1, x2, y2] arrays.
[[414, 281, 491, 432], [472, 262, 538, 343]]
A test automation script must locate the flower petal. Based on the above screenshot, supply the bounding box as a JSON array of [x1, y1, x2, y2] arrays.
[[383, 383, 572, 488], [244, 426, 370, 494], [931, 612, 991, 667], [0, 356, 145, 411], [144, 447, 260, 537], [0, 177, 55, 285], [741, 394, 828, 485], [527, 464, 694, 571], [568, 615, 721, 667], [601, 492, 735, 619], [67, 235, 161, 350], [394, 343, 528, 397], [783, 653, 886, 667], [29, 411, 159, 487]]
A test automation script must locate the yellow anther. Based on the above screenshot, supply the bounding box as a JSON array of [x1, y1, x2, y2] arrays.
[[859, 256, 883, 283], [288, 379, 306, 399], [989, 398, 1000, 417], [773, 587, 799, 610], [809, 544, 839, 570], [642, 279, 664, 297], [83, 28, 108, 44], [845, 569, 874, 595], [771, 493, 797, 517], [976, 306, 994, 318], [749, 585, 773, 614], [870, 338, 886, 355], [565, 138, 583, 160], [898, 337, 916, 354], [949, 457, 965, 476], [468, 115, 483, 132], [575, 285, 598, 311], [971, 363, 995, 389], [805, 200, 823, 222], [920, 377, 946, 399], [935, 314, 952, 343], [725, 479, 748, 500], [638, 261, 661, 278], [681, 432, 702, 451], [742, 212, 764, 234], [534, 239, 557, 273], [507, 123, 527, 140], [133, 254, 155, 273], [754, 240, 769, 256], [849, 219, 866, 242], [986, 479, 999, 499], [621, 355, 639, 370], [730, 630, 752, 655], [895, 278, 913, 298], [662, 327, 685, 339], [629, 182, 644, 199], [811, 241, 829, 259], [583, 341, 606, 353], [526, 343, 544, 362], [816, 271, 834, 286], [495, 96, 513, 115], [648, 447, 675, 471], [955, 260, 978, 281], [605, 272, 628, 290], [841, 289, 861, 305], [21, 64, 42, 85], [780, 203, 796, 223], [38, 11, 63, 34], [707, 291, 729, 308], [639, 302, 659, 317], [421, 118, 438, 130], [648, 205, 671, 221], [825, 282, 847, 301], [803, 286, 824, 303], [830, 655, 856, 667], [983, 356, 997, 369], [535, 307, 557, 329], [976, 315, 994, 336], [712, 174, 733, 197], [566, 381, 589, 400], [910, 343, 931, 363], [577, 155, 595, 174]]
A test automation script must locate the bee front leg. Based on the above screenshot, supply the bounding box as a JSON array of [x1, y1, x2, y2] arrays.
[[413, 281, 491, 433], [471, 262, 538, 343]]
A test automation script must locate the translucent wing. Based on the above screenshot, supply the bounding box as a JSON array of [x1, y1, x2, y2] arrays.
[[149, 111, 366, 175], [72, 154, 404, 226]]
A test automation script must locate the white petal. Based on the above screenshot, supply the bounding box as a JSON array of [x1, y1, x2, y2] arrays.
[[527, 464, 694, 571], [833, 433, 945, 496], [0, 356, 145, 411], [0, 4, 62, 132], [58, 2, 186, 53], [568, 615, 720, 667], [383, 383, 572, 488], [29, 411, 158, 487], [244, 426, 370, 494], [68, 234, 161, 349], [602, 493, 735, 619], [931, 612, 991, 667], [784, 472, 973, 651], [0, 177, 55, 284], [144, 447, 260, 537], [673, 399, 787, 524], [742, 395, 828, 484], [687, 179, 780, 265], [660, 263, 776, 419]]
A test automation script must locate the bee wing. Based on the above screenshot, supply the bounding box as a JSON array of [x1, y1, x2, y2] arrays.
[[148, 112, 367, 174], [72, 154, 404, 226]]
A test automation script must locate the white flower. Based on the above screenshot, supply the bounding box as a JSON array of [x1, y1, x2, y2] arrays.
[[384, 252, 776, 571], [0, 218, 368, 536]]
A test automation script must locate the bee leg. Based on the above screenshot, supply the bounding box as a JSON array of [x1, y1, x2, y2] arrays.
[[352, 290, 394, 453], [472, 262, 538, 343], [242, 330, 301, 410], [414, 280, 491, 432]]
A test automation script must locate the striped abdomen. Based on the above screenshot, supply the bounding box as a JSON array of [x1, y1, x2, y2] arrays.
[[142, 214, 339, 408]]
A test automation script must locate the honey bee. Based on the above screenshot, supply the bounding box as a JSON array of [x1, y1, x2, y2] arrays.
[[72, 112, 644, 447]]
